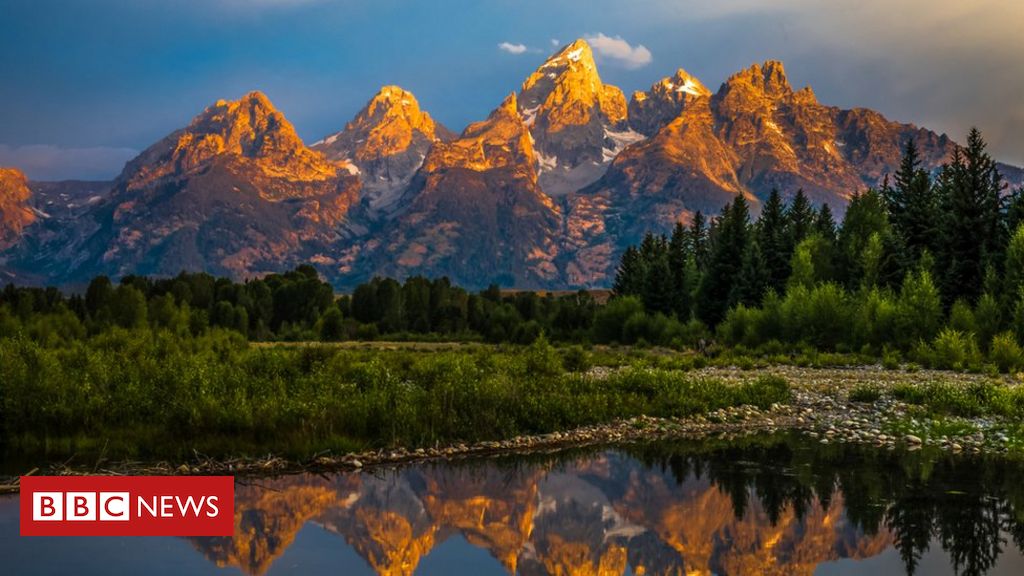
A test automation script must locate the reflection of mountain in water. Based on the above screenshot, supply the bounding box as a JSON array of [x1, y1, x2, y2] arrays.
[[189, 442, 897, 575]]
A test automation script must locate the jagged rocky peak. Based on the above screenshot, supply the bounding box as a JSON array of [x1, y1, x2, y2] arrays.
[[519, 38, 626, 130], [313, 85, 451, 211], [422, 92, 536, 175], [718, 60, 793, 100], [315, 85, 447, 164], [0, 167, 36, 250], [629, 67, 712, 136], [120, 90, 337, 191], [518, 38, 641, 196]]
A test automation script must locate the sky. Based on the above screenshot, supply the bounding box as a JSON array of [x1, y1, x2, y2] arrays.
[[1, 0, 1022, 180]]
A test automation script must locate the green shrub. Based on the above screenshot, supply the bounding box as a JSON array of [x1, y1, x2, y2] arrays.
[[989, 332, 1024, 373], [849, 384, 882, 403], [931, 328, 981, 371], [561, 345, 592, 373], [592, 297, 643, 344]]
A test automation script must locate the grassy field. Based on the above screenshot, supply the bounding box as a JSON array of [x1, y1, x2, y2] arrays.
[[0, 330, 790, 460]]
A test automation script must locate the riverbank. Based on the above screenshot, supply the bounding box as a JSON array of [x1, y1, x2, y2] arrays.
[[5, 364, 1024, 493]]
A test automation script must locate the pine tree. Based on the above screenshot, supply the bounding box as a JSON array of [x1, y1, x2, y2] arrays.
[[613, 246, 644, 298], [642, 245, 674, 316], [756, 188, 790, 294], [814, 203, 837, 243], [733, 238, 770, 306], [936, 129, 1005, 305], [1006, 187, 1024, 234], [884, 139, 937, 265], [1003, 225, 1024, 316], [697, 197, 751, 326], [787, 188, 814, 249], [837, 189, 896, 288], [668, 222, 693, 319], [690, 211, 709, 270]]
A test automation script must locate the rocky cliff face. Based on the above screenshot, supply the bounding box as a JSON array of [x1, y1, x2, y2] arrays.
[[628, 68, 712, 136], [313, 86, 452, 214], [9, 91, 360, 283], [519, 39, 643, 196], [0, 168, 36, 252], [2, 39, 1021, 289], [353, 93, 563, 288]]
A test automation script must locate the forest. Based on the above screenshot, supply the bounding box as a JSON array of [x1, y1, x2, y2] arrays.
[[3, 129, 1024, 372]]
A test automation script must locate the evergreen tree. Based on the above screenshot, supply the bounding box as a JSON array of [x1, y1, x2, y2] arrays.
[[884, 139, 937, 263], [668, 222, 693, 319], [697, 197, 751, 326], [613, 246, 644, 298], [1006, 187, 1024, 234], [1003, 225, 1024, 316], [814, 203, 837, 243], [838, 189, 899, 288], [641, 243, 674, 316], [690, 211, 709, 270], [733, 238, 770, 306], [787, 188, 815, 249], [756, 188, 791, 294], [936, 129, 1006, 305]]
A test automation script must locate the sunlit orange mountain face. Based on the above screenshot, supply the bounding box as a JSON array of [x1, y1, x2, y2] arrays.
[[1, 38, 1022, 289], [188, 451, 893, 576]]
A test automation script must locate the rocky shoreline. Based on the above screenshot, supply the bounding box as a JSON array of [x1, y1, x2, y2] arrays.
[[3, 365, 1021, 493]]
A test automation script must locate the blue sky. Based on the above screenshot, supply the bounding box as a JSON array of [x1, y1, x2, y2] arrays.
[[1, 0, 1022, 180]]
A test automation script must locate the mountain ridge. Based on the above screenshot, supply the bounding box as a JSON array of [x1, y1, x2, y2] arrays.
[[2, 38, 1021, 289]]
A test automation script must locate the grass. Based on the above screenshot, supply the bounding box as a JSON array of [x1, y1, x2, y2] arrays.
[[849, 384, 883, 403], [0, 330, 791, 460], [890, 380, 1024, 419]]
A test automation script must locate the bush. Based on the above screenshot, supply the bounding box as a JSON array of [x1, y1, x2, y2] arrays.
[[355, 323, 379, 341], [592, 297, 644, 344], [989, 332, 1024, 373], [931, 328, 982, 371], [561, 345, 592, 373]]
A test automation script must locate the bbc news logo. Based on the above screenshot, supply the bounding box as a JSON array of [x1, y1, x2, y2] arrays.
[[20, 476, 234, 536]]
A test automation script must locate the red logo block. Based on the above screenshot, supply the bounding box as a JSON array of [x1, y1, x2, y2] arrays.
[[20, 476, 234, 536]]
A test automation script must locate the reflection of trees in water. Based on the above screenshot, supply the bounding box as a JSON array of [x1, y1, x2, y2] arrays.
[[632, 436, 1024, 576], [191, 438, 1024, 575]]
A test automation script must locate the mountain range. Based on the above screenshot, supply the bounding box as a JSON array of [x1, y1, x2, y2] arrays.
[[2, 39, 1022, 289]]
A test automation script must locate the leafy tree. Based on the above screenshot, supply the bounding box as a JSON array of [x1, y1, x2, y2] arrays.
[[318, 307, 345, 342], [110, 285, 147, 329], [896, 267, 943, 347]]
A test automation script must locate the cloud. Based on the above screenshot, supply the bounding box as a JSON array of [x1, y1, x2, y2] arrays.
[[497, 42, 528, 55], [551, 38, 560, 47], [0, 145, 137, 181], [584, 33, 652, 69]]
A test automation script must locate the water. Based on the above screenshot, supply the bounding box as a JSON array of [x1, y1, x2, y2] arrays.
[[4, 434, 1024, 575]]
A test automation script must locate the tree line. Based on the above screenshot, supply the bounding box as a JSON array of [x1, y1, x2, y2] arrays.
[[613, 128, 1024, 367], [2, 128, 1023, 364]]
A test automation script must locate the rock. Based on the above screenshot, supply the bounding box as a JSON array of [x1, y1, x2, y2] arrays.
[[904, 434, 923, 445]]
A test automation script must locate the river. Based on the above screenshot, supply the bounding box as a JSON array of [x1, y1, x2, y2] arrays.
[[3, 434, 1024, 575]]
